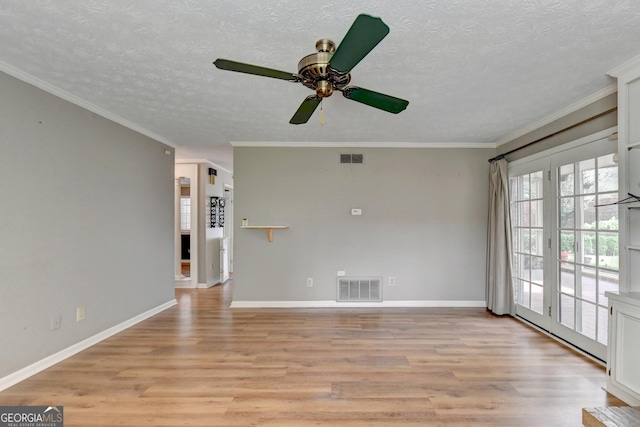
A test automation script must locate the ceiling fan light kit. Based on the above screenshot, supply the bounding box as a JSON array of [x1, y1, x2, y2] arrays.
[[213, 14, 409, 125]]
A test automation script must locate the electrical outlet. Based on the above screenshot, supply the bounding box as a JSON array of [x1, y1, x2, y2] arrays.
[[307, 278, 313, 287], [50, 315, 61, 330], [76, 306, 86, 322], [389, 277, 396, 286]]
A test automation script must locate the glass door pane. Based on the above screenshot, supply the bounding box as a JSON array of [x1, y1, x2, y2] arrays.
[[510, 135, 618, 362], [554, 152, 619, 357], [510, 167, 549, 328]]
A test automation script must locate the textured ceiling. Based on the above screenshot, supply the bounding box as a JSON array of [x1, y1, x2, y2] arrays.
[[2, 0, 640, 171]]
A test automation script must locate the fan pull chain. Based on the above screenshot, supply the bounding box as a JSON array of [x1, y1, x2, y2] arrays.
[[319, 100, 324, 126]]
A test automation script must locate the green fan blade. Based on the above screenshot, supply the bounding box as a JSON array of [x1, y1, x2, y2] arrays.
[[290, 96, 321, 125], [342, 87, 409, 114], [214, 59, 298, 81], [329, 14, 390, 73]]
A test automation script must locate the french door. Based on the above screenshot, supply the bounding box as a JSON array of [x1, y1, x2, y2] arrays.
[[509, 136, 619, 360], [510, 159, 551, 330]]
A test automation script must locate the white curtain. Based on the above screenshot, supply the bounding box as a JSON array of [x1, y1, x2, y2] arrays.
[[486, 159, 515, 316]]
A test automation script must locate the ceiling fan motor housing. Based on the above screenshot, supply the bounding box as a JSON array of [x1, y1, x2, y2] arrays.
[[297, 39, 351, 98]]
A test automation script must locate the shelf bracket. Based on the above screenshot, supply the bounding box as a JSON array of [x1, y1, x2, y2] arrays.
[[265, 228, 274, 243]]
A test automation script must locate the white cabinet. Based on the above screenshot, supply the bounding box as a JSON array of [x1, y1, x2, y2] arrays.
[[605, 55, 640, 405], [606, 292, 640, 405], [608, 57, 640, 293]]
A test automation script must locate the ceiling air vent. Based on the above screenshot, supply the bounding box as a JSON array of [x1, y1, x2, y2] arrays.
[[337, 277, 382, 302], [340, 154, 364, 164]]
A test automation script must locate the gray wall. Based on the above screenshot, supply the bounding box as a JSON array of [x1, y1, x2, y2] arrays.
[[0, 71, 175, 377], [233, 146, 492, 302]]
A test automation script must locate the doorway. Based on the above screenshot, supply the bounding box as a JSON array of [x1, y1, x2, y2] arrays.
[[509, 133, 619, 360], [179, 178, 191, 277], [175, 163, 199, 288]]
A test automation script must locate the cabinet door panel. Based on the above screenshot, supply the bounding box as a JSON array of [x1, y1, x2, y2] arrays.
[[617, 308, 640, 395]]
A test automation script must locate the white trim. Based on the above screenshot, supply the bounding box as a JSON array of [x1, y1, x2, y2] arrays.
[[174, 159, 233, 175], [608, 53, 640, 79], [507, 127, 617, 168], [197, 281, 219, 289], [602, 386, 640, 407], [229, 141, 496, 149], [0, 60, 176, 148], [495, 85, 618, 147], [230, 300, 486, 308], [174, 279, 196, 289], [0, 299, 178, 392]]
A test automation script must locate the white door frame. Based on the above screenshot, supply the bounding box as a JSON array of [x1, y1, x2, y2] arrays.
[[508, 128, 618, 361], [175, 163, 199, 289], [224, 184, 233, 275]]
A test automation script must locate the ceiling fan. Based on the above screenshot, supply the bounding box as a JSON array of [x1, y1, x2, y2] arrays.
[[213, 14, 409, 125]]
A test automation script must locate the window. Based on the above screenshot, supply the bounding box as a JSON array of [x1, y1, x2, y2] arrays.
[[180, 196, 191, 231], [510, 171, 545, 315]]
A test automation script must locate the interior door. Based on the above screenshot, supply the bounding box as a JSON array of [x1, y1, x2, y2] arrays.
[[220, 237, 230, 283]]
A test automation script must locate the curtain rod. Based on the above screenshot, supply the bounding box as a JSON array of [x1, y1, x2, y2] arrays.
[[488, 107, 617, 163]]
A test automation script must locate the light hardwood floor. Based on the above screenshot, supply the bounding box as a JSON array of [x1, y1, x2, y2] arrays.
[[0, 283, 624, 426]]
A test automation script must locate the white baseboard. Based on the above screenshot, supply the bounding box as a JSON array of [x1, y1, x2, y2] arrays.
[[230, 300, 486, 308], [602, 385, 640, 406], [197, 280, 219, 289], [175, 279, 196, 289], [0, 299, 177, 392]]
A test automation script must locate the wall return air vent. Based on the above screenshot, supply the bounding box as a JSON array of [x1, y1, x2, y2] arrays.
[[337, 277, 382, 302], [340, 154, 364, 164]]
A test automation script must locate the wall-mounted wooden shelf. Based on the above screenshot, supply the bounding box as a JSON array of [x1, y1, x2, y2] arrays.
[[241, 225, 289, 242]]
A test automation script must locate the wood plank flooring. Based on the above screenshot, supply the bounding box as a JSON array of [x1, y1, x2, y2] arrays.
[[0, 283, 624, 426]]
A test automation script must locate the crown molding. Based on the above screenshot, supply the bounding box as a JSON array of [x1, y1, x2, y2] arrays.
[[229, 141, 496, 149], [494, 84, 617, 147], [0, 60, 176, 148], [608, 53, 640, 79], [175, 158, 232, 175], [507, 126, 617, 168]]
